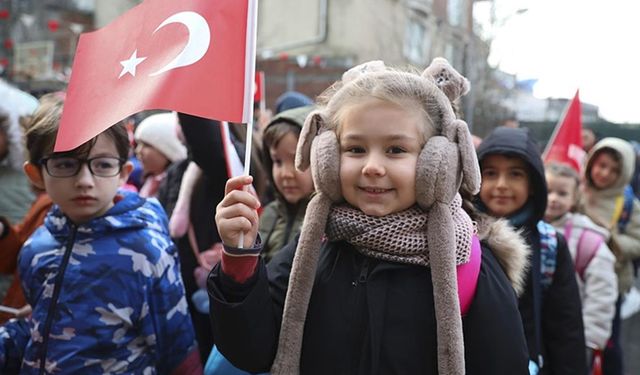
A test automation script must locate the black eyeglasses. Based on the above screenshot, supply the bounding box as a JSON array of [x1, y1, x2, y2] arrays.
[[40, 156, 125, 178]]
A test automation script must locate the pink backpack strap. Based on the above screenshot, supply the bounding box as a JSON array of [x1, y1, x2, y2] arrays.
[[574, 229, 603, 280], [564, 221, 574, 242], [457, 235, 482, 316]]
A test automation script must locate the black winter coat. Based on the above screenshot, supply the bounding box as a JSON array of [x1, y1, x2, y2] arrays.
[[157, 114, 230, 361], [208, 239, 530, 374], [477, 127, 587, 375]]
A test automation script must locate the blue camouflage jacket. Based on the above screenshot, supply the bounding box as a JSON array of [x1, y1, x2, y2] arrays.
[[0, 192, 197, 374]]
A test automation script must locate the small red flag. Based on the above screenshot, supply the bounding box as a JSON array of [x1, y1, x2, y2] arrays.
[[543, 90, 585, 172], [55, 0, 257, 152], [253, 71, 264, 103]]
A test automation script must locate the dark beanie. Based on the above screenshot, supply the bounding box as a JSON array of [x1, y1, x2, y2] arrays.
[[274, 91, 313, 114]]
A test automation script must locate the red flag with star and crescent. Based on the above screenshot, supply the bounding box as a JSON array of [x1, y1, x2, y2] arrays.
[[55, 0, 258, 152], [543, 90, 585, 172]]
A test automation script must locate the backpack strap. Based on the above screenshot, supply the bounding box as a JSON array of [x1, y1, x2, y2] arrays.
[[457, 235, 482, 316], [563, 220, 574, 242], [574, 229, 604, 281], [530, 221, 559, 370], [617, 185, 635, 233], [537, 221, 558, 290]]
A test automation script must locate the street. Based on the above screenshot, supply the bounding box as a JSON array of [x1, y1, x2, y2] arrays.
[[622, 280, 640, 374]]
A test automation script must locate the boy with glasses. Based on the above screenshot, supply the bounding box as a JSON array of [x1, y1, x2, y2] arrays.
[[0, 95, 201, 374]]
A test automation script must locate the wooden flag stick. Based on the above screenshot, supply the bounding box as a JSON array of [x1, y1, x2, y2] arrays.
[[0, 304, 20, 315]]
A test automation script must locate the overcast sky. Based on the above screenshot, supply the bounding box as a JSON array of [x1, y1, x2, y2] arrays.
[[475, 0, 640, 124]]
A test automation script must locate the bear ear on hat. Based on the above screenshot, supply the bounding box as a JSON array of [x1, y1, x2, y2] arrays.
[[422, 57, 470, 103], [296, 110, 326, 172]]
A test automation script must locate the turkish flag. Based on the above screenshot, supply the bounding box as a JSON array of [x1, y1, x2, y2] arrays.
[[543, 90, 585, 172], [55, 0, 258, 152]]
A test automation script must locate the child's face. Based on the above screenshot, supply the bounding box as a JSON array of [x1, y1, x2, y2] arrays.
[[136, 142, 170, 176], [589, 152, 620, 189], [339, 102, 422, 217], [270, 132, 314, 205], [479, 154, 530, 217], [544, 173, 576, 222], [27, 134, 132, 224]]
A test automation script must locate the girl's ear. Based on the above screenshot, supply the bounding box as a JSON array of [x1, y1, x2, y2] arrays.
[[24, 162, 45, 190]]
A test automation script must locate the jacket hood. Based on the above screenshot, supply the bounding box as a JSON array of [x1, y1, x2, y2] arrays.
[[261, 105, 315, 204], [551, 212, 610, 240], [0, 80, 37, 171], [476, 213, 530, 296], [584, 137, 635, 193], [44, 191, 169, 242], [0, 109, 26, 171], [476, 127, 547, 225]]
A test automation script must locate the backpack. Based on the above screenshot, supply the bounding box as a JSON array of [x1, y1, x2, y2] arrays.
[[532, 220, 560, 372], [457, 235, 482, 316], [613, 185, 638, 275], [614, 185, 635, 233], [563, 221, 605, 281]]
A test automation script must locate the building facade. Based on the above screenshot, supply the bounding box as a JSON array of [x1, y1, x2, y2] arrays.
[[0, 0, 94, 92], [256, 0, 488, 120]]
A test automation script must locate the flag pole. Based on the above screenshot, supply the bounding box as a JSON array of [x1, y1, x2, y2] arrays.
[[238, 0, 259, 248], [542, 89, 579, 159]]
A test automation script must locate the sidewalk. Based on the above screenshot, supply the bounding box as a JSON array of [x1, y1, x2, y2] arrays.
[[622, 282, 640, 375]]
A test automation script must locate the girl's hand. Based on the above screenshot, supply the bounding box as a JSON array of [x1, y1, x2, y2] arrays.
[[16, 304, 32, 318], [215, 176, 261, 249]]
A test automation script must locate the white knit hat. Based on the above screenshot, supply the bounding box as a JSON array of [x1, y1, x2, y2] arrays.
[[134, 112, 187, 162]]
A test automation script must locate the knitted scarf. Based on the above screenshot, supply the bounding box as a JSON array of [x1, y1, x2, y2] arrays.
[[326, 204, 473, 267]]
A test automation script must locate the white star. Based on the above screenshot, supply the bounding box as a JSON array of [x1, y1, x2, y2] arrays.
[[118, 50, 147, 79]]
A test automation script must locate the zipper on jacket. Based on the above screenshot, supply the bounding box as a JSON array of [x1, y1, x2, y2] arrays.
[[38, 224, 77, 375], [358, 258, 370, 284]]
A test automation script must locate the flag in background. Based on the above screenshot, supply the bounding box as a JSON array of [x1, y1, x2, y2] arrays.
[[55, 0, 258, 152], [543, 90, 585, 172]]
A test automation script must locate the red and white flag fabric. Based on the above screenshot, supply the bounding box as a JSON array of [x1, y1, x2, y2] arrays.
[[55, 0, 258, 152], [543, 90, 585, 172]]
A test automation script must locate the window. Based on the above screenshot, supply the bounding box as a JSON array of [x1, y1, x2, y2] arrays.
[[448, 0, 467, 27], [404, 19, 431, 65], [72, 0, 96, 12]]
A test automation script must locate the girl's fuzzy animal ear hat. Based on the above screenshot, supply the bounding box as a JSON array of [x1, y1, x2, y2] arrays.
[[271, 58, 480, 375]]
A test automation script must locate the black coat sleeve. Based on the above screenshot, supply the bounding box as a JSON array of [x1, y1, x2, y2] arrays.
[[207, 240, 297, 373], [541, 234, 587, 375], [177, 113, 228, 181], [463, 243, 530, 375]]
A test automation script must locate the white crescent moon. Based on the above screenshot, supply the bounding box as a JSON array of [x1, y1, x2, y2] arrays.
[[149, 11, 211, 77]]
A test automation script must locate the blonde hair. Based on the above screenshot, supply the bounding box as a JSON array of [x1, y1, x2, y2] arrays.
[[545, 162, 580, 204], [318, 67, 444, 145]]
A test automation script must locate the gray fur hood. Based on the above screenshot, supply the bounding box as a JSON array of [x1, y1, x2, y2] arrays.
[[476, 213, 531, 296]]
